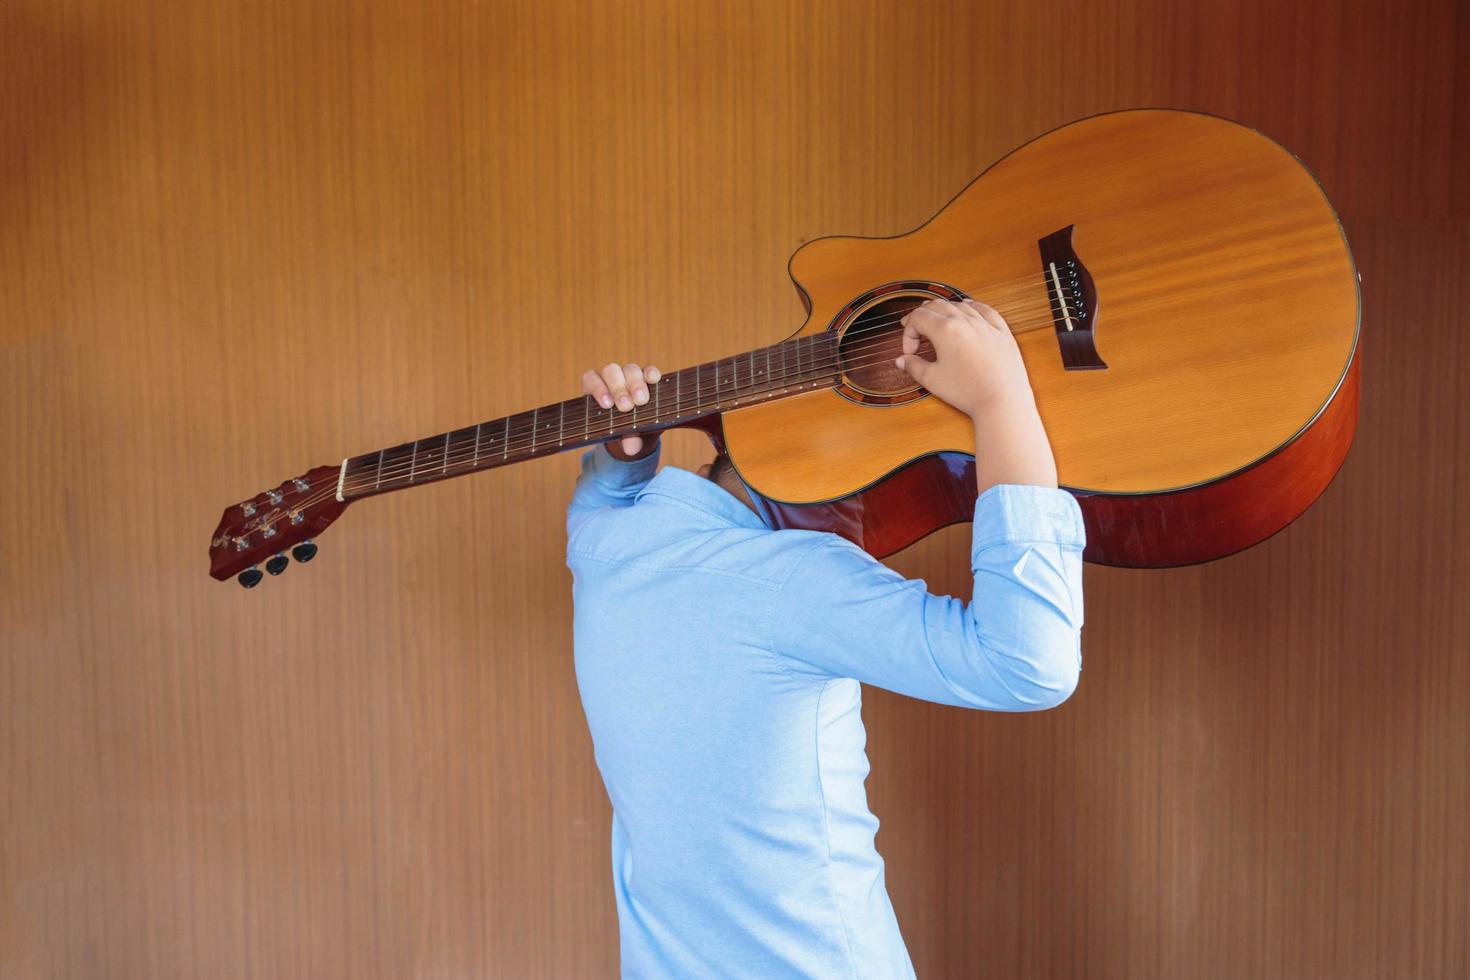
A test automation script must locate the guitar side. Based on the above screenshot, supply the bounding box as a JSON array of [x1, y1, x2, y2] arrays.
[[744, 348, 1359, 567]]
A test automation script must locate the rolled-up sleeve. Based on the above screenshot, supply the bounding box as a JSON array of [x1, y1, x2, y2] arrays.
[[767, 483, 1087, 711], [566, 443, 662, 541]]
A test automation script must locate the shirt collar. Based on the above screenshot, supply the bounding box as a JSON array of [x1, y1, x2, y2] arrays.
[[635, 465, 769, 530]]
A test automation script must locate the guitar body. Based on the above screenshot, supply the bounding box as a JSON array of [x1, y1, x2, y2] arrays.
[[720, 109, 1360, 567]]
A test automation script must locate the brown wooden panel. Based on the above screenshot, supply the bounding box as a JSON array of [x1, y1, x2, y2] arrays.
[[1, 0, 1465, 977]]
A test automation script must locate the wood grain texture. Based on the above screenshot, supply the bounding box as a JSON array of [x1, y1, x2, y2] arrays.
[[724, 109, 1359, 502], [1, 0, 1465, 978]]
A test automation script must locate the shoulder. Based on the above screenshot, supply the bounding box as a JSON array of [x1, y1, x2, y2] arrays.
[[570, 507, 840, 586], [774, 531, 897, 594]]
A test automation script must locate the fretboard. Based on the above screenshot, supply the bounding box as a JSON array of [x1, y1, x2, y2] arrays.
[[336, 331, 840, 501]]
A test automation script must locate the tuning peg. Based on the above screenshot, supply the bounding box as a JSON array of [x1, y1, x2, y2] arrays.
[[265, 553, 289, 576], [291, 540, 318, 563], [238, 567, 264, 589]]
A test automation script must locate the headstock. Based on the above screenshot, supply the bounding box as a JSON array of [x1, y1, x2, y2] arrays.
[[209, 463, 350, 587]]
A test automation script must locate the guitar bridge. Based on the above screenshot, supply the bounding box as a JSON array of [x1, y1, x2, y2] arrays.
[[1038, 225, 1106, 370]]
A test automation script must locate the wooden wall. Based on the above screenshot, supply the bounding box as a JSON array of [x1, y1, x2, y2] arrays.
[[2, 0, 1465, 976]]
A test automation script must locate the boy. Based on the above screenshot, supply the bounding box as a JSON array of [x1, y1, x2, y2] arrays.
[[567, 298, 1085, 978]]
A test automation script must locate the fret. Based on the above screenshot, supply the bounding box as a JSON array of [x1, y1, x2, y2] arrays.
[[654, 375, 660, 420], [529, 407, 538, 456], [583, 396, 590, 442], [675, 369, 682, 418], [732, 354, 739, 394], [502, 416, 510, 459], [374, 449, 384, 491], [695, 362, 701, 406], [448, 427, 474, 472], [765, 345, 773, 396], [713, 360, 720, 407], [441, 432, 450, 473], [408, 439, 420, 483], [378, 443, 413, 490], [558, 401, 565, 446], [472, 424, 481, 467]]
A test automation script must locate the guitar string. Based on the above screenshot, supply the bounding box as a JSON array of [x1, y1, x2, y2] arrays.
[[810, 271, 1082, 343], [762, 278, 1076, 350], [238, 302, 1076, 540], [349, 299, 1068, 459], [229, 285, 1094, 547], [234, 308, 1070, 546], [363, 289, 1073, 475], [272, 279, 1075, 512], [335, 308, 1064, 494]]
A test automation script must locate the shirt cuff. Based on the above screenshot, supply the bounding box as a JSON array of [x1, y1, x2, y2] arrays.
[[580, 441, 662, 492], [972, 483, 1087, 556]]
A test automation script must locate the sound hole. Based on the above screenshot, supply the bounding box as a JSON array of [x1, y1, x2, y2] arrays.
[[838, 296, 937, 399]]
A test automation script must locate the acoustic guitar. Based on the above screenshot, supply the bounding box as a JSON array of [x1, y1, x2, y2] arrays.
[[209, 108, 1360, 587]]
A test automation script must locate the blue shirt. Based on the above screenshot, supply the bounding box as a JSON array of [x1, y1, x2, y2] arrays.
[[566, 444, 1086, 979]]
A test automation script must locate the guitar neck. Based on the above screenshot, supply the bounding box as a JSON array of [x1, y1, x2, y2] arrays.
[[336, 331, 840, 502]]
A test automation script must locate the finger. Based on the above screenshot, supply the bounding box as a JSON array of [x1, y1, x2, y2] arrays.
[[902, 326, 921, 355], [601, 362, 633, 411], [894, 352, 934, 385], [957, 297, 988, 323], [623, 363, 649, 406], [620, 434, 643, 456], [900, 309, 922, 354], [646, 365, 661, 384], [969, 300, 1009, 332], [582, 369, 614, 408], [901, 302, 943, 347]]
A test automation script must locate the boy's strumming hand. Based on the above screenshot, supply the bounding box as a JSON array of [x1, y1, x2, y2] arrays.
[[894, 298, 1059, 494], [894, 298, 1032, 418]]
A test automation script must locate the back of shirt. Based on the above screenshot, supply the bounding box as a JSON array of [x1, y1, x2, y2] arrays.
[[566, 447, 1086, 979]]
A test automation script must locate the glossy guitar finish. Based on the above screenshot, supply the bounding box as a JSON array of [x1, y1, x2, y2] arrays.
[[722, 108, 1360, 567], [209, 108, 1359, 583]]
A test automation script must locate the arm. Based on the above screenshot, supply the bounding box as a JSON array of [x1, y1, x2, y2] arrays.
[[769, 298, 1084, 709], [769, 484, 1084, 710], [566, 360, 662, 540]]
